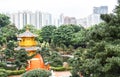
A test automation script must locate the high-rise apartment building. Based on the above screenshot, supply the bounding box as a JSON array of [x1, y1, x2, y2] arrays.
[[64, 16, 76, 25], [59, 14, 64, 25], [93, 6, 108, 14], [4, 11, 52, 29], [77, 18, 87, 27], [19, 12, 24, 29], [35, 11, 42, 28], [30, 12, 36, 27], [86, 14, 102, 27], [77, 6, 108, 28], [57, 14, 77, 26], [42, 13, 52, 27]]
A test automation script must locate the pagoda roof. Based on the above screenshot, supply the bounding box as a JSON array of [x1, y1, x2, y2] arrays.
[[15, 46, 41, 51], [18, 30, 38, 37]]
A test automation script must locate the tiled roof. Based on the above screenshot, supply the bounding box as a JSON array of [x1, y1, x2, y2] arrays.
[[18, 30, 38, 37]]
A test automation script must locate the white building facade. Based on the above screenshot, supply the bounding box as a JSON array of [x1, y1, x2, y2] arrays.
[[77, 6, 108, 28], [5, 11, 52, 29]]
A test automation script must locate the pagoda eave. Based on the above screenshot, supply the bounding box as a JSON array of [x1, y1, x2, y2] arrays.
[[17, 30, 38, 38], [14, 46, 41, 51]]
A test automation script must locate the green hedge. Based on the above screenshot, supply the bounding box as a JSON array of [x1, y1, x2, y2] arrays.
[[51, 66, 72, 71], [0, 62, 16, 70], [0, 69, 8, 77], [7, 70, 26, 76], [0, 63, 6, 68], [0, 63, 26, 76]]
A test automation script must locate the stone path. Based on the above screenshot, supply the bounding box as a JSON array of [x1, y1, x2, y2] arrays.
[[55, 71, 71, 77], [51, 71, 71, 77]]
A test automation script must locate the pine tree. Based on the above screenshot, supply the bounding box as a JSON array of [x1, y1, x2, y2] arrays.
[[70, 0, 120, 77]]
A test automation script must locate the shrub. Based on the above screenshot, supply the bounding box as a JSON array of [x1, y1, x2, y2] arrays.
[[51, 66, 72, 71], [0, 62, 16, 70], [49, 51, 63, 67], [4, 66, 16, 70], [51, 67, 65, 71], [0, 69, 8, 77], [22, 69, 51, 77], [0, 63, 6, 68], [7, 70, 26, 76], [0, 63, 4, 66]]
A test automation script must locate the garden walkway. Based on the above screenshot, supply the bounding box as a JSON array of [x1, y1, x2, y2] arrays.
[[51, 71, 71, 77]]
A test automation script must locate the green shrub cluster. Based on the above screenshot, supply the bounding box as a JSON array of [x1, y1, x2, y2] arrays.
[[49, 51, 63, 67], [0, 69, 8, 77], [7, 70, 26, 76], [0, 68, 26, 76], [0, 63, 6, 68], [51, 66, 72, 71], [4, 66, 16, 70], [0, 62, 16, 70], [22, 69, 51, 77]]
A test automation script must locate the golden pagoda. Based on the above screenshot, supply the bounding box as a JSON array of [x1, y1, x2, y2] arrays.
[[15, 29, 50, 71]]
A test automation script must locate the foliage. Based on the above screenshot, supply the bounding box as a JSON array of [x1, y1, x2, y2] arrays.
[[35, 29, 42, 42], [69, 1, 120, 77], [52, 24, 85, 49], [41, 25, 56, 43], [3, 48, 14, 59], [37, 42, 63, 67], [52, 25, 75, 47], [86, 23, 107, 42], [71, 29, 87, 48], [0, 24, 18, 46], [68, 49, 82, 77], [100, 2, 120, 41], [69, 24, 84, 32], [14, 49, 31, 70], [69, 41, 120, 77], [48, 51, 63, 67], [0, 14, 10, 27], [51, 66, 72, 71], [0, 63, 6, 68], [80, 42, 120, 77], [51, 67, 66, 71], [22, 69, 51, 77], [0, 69, 25, 77], [7, 70, 26, 76], [3, 41, 15, 59], [37, 41, 51, 63], [7, 41, 15, 50], [0, 69, 8, 77], [0, 31, 5, 46]]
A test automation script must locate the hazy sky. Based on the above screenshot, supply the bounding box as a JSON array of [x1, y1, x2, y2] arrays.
[[0, 0, 117, 18]]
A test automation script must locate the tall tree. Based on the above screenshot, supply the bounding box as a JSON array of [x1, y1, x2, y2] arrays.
[[14, 49, 31, 70], [41, 25, 56, 43], [100, 1, 120, 42], [0, 14, 10, 27], [3, 41, 15, 59], [71, 29, 87, 48], [70, 0, 120, 77], [69, 24, 84, 32], [0, 24, 18, 46], [52, 25, 75, 47], [86, 23, 107, 42]]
